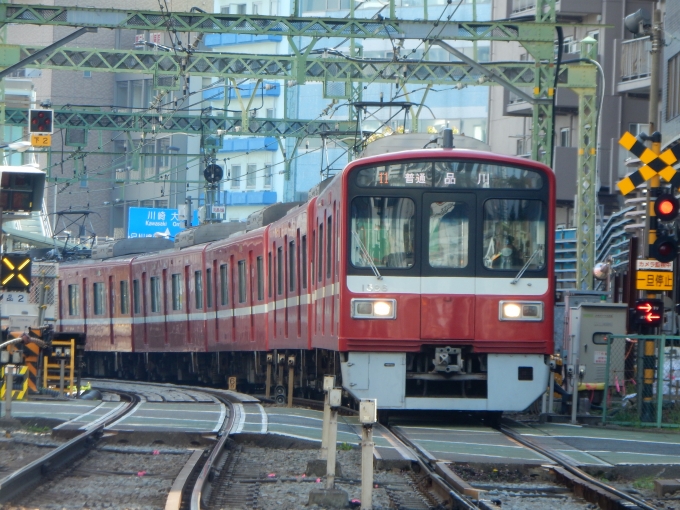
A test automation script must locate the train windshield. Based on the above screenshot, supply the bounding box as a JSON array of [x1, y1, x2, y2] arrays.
[[350, 197, 415, 269], [482, 199, 545, 271]]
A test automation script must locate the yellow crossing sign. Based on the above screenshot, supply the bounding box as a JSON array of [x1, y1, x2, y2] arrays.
[[617, 132, 680, 195]]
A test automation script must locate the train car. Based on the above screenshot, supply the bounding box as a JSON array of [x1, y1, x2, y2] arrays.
[[58, 131, 554, 412]]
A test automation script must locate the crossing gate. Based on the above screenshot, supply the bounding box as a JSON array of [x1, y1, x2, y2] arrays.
[[1, 365, 29, 400]]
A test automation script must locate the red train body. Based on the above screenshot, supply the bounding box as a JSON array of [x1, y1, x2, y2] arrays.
[[59, 142, 555, 411]]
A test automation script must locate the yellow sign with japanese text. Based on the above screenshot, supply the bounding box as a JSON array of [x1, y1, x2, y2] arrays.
[[30, 134, 51, 147], [636, 270, 674, 291]]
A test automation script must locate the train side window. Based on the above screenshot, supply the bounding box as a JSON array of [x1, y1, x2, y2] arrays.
[[68, 284, 80, 315], [238, 260, 247, 303], [120, 281, 129, 315], [277, 246, 283, 295], [257, 256, 264, 300], [133, 279, 140, 314], [301, 235, 307, 289], [220, 264, 228, 305], [268, 251, 272, 298], [206, 268, 213, 308], [289, 240, 296, 292], [93, 282, 105, 315], [150, 276, 161, 313], [327, 216, 332, 279], [318, 223, 324, 282], [172, 273, 182, 310], [195, 270, 203, 309]]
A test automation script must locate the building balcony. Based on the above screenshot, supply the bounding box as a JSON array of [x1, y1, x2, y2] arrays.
[[510, 0, 601, 18], [616, 37, 651, 94], [203, 81, 280, 101]]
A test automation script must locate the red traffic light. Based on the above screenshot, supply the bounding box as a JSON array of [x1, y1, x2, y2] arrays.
[[633, 299, 664, 327], [651, 236, 678, 263], [654, 193, 679, 222]]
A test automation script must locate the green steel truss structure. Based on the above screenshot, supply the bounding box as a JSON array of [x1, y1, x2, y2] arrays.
[[0, 0, 600, 288]]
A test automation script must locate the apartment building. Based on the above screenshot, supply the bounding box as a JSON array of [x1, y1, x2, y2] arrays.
[[488, 0, 654, 229]]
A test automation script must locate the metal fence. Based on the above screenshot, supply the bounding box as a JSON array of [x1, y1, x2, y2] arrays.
[[602, 335, 680, 428]]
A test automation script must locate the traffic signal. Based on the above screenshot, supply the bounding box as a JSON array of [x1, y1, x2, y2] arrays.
[[651, 235, 678, 263], [654, 193, 679, 222], [28, 109, 53, 134], [632, 299, 664, 328], [0, 253, 31, 290], [0, 167, 46, 212]]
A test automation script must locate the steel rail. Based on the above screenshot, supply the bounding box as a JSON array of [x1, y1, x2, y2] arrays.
[[500, 425, 656, 510], [0, 391, 139, 504]]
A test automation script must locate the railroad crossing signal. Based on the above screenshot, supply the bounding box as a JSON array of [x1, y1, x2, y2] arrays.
[[0, 254, 31, 290], [617, 132, 680, 195]]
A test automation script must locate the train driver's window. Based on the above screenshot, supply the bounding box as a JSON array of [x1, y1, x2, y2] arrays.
[[350, 197, 415, 268], [482, 199, 545, 271], [428, 202, 468, 268]]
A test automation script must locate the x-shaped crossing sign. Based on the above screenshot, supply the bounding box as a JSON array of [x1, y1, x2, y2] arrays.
[[617, 132, 680, 195]]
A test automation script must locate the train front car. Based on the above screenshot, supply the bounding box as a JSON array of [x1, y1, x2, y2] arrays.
[[335, 148, 554, 412]]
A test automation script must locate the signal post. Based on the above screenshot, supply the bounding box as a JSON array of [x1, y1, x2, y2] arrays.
[[618, 130, 680, 422]]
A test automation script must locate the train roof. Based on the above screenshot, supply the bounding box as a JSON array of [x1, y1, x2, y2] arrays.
[[174, 222, 246, 248], [91, 237, 174, 259]]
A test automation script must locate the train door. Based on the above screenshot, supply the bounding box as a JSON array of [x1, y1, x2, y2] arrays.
[[420, 193, 476, 340]]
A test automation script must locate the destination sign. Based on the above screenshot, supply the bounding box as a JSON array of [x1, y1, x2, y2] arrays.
[[355, 160, 543, 189]]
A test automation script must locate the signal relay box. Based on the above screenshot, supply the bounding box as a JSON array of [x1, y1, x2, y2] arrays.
[[565, 302, 627, 386]]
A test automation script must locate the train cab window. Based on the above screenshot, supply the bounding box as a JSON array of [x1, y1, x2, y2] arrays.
[[195, 270, 203, 309], [350, 197, 415, 268], [150, 276, 161, 313], [301, 235, 307, 289], [289, 240, 296, 292], [429, 202, 469, 268], [172, 273, 182, 310], [68, 284, 80, 316], [256, 256, 264, 300], [206, 268, 213, 308], [120, 281, 129, 314], [133, 279, 140, 314], [238, 260, 247, 303], [277, 247, 283, 295], [93, 282, 105, 315], [220, 264, 228, 305], [482, 199, 546, 271], [326, 216, 332, 278]]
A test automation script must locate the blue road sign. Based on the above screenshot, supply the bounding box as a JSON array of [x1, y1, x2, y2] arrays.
[[128, 207, 185, 240]]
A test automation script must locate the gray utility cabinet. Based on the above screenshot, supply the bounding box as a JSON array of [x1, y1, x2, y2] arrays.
[[565, 302, 627, 386]]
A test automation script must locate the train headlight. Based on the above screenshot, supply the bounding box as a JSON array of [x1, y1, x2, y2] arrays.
[[351, 298, 396, 319], [499, 301, 543, 321]]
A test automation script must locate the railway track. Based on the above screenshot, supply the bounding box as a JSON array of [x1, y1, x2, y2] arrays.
[[0, 391, 139, 505]]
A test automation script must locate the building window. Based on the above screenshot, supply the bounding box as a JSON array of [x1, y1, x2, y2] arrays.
[[667, 53, 680, 121], [266, 108, 275, 118], [247, 164, 257, 188], [80, 172, 88, 188], [238, 260, 247, 303], [115, 82, 129, 108], [516, 139, 525, 156], [234, 3, 247, 14], [264, 165, 272, 188], [83, 70, 92, 78], [151, 276, 161, 312], [253, 3, 260, 14], [629, 123, 647, 136], [172, 273, 182, 310], [120, 280, 129, 314], [560, 128, 570, 147], [220, 264, 228, 305], [220, 6, 230, 13], [68, 284, 80, 316], [231, 165, 241, 189], [93, 282, 105, 315]]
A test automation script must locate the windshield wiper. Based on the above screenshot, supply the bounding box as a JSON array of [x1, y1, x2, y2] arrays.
[[352, 230, 383, 280], [511, 245, 543, 284]]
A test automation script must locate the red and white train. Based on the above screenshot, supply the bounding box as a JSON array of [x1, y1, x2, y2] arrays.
[[58, 132, 555, 412]]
